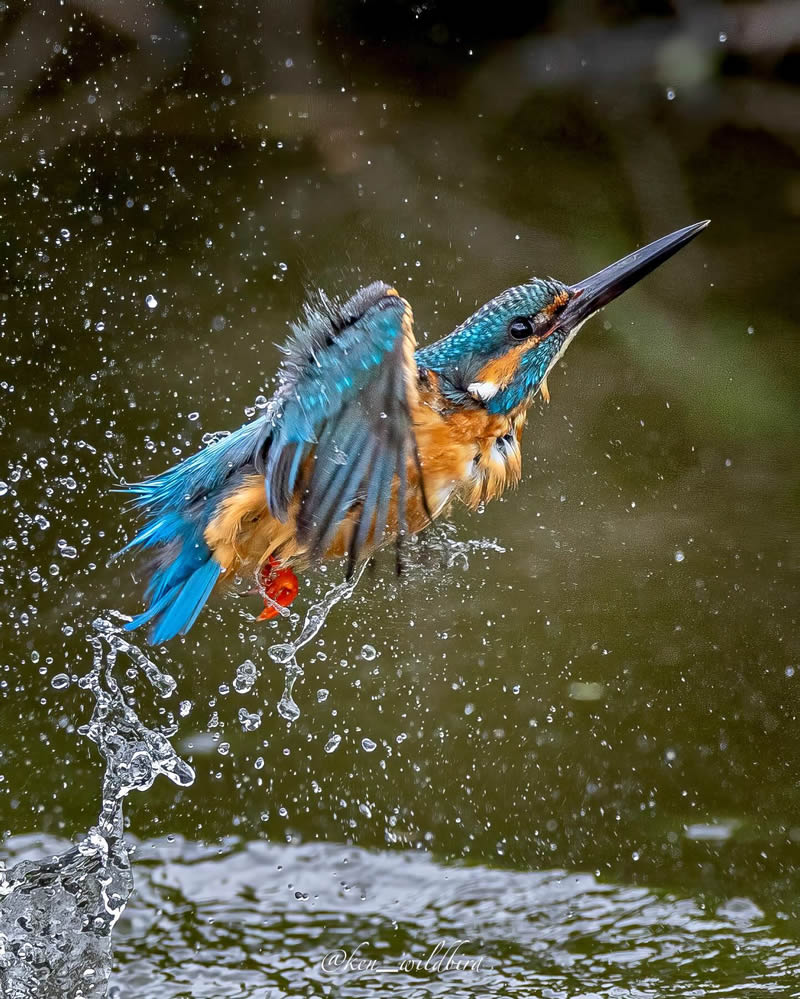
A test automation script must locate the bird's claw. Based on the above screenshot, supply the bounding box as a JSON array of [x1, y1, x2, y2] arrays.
[[256, 556, 299, 620]]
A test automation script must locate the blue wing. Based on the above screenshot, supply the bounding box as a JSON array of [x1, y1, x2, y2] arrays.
[[257, 281, 425, 572]]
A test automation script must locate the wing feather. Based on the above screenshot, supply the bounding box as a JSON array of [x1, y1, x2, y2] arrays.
[[262, 282, 424, 571]]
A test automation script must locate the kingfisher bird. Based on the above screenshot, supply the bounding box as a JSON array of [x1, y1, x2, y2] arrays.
[[121, 221, 708, 644]]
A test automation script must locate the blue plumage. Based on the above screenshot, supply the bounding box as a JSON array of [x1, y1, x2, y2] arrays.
[[261, 282, 404, 518], [120, 418, 270, 642], [121, 417, 269, 520], [415, 279, 566, 370]]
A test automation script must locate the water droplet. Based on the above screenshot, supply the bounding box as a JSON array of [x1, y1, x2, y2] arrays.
[[212, 315, 226, 331], [145, 294, 158, 309], [233, 659, 257, 694], [359, 802, 372, 818], [674, 550, 685, 563], [0, 482, 8, 497], [179, 700, 192, 717], [221, 73, 232, 86], [238, 707, 262, 732], [569, 681, 605, 701], [719, 31, 727, 43], [254, 394, 268, 409], [217, 742, 231, 756], [51, 673, 70, 690], [268, 643, 294, 665], [277, 690, 300, 722], [324, 733, 341, 754], [201, 430, 230, 446], [685, 821, 737, 842], [254, 756, 265, 770], [316, 688, 329, 703], [666, 88, 676, 101], [187, 412, 199, 422], [360, 644, 377, 661], [361, 738, 377, 753]]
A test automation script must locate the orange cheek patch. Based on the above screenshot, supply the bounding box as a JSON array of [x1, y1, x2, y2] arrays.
[[476, 343, 528, 388]]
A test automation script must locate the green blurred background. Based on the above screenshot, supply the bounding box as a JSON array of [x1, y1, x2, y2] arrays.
[[1, 0, 799, 994]]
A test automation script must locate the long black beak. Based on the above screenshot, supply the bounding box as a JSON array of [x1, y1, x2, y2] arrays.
[[559, 220, 709, 331]]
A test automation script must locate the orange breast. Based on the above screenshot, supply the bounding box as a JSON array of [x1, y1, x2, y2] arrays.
[[412, 374, 526, 511]]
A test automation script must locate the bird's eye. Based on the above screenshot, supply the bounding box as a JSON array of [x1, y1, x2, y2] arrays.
[[508, 316, 535, 340]]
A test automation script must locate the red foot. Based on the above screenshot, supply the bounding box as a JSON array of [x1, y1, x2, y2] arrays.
[[257, 556, 299, 620]]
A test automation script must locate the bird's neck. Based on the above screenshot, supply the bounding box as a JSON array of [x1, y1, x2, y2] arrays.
[[415, 349, 529, 420], [414, 339, 480, 411], [410, 366, 528, 515], [415, 365, 527, 431]]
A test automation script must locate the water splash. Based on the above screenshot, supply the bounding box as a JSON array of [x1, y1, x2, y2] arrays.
[[401, 523, 507, 575], [0, 615, 194, 999], [268, 562, 368, 722], [233, 659, 257, 694], [0, 830, 129, 999], [81, 615, 194, 831], [259, 530, 502, 722]]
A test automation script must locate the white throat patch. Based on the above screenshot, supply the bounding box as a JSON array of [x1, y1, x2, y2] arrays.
[[467, 380, 499, 402], [541, 313, 594, 387]]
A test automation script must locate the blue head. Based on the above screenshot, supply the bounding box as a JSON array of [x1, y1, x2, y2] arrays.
[[416, 278, 576, 414], [416, 221, 710, 415]]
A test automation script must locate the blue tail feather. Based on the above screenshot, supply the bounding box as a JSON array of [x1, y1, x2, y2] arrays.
[[120, 417, 271, 643], [128, 560, 222, 644]]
